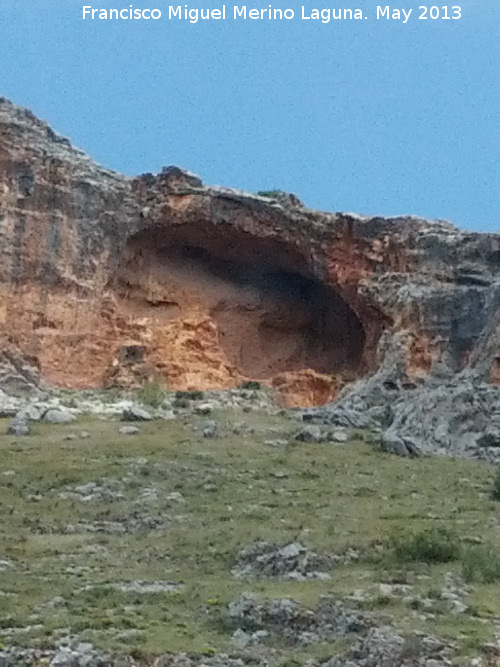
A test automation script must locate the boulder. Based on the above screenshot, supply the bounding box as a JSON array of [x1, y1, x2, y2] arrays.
[[7, 416, 30, 436], [43, 408, 75, 424]]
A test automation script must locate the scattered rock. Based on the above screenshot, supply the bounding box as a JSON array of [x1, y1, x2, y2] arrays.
[[195, 402, 214, 415], [295, 424, 327, 443], [59, 480, 124, 502], [111, 580, 183, 594], [441, 572, 469, 615], [119, 425, 140, 435], [7, 416, 30, 436], [44, 407, 75, 424], [231, 627, 269, 648], [15, 404, 46, 421], [50, 642, 104, 667], [227, 593, 369, 645], [202, 420, 218, 438], [232, 541, 331, 580], [157, 409, 176, 420], [121, 405, 152, 422], [326, 625, 453, 666], [331, 428, 349, 443]]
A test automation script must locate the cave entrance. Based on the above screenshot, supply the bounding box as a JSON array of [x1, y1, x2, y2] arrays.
[[114, 223, 367, 380]]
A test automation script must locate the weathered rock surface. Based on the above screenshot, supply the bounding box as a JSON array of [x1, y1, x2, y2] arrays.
[[232, 541, 331, 580], [302, 331, 500, 459], [1, 97, 500, 408], [228, 593, 369, 645], [0, 347, 42, 395], [7, 414, 29, 436], [326, 625, 453, 667]]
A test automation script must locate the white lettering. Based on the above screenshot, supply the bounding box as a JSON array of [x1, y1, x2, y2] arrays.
[[402, 8, 412, 22]]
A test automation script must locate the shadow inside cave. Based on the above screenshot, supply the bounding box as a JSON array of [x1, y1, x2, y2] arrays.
[[113, 224, 367, 379]]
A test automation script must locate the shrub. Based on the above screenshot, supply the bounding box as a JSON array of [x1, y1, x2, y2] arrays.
[[175, 390, 204, 401], [238, 381, 262, 391], [390, 526, 460, 564], [256, 189, 287, 199], [136, 378, 166, 408], [490, 467, 500, 501], [461, 545, 500, 583]]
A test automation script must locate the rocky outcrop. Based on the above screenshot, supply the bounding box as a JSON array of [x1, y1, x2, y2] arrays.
[[1, 97, 500, 407]]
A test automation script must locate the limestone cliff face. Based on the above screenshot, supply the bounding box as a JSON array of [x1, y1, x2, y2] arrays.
[[1, 97, 499, 405]]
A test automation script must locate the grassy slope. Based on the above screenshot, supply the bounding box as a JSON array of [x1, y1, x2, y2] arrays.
[[0, 408, 499, 663]]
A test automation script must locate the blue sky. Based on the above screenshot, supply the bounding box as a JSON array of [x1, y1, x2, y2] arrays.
[[1, 0, 498, 230]]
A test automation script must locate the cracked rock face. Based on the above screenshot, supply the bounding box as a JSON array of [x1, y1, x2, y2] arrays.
[[2, 97, 500, 407]]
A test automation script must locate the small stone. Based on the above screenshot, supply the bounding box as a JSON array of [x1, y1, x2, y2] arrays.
[[50, 650, 78, 667], [202, 420, 218, 438], [165, 491, 185, 503], [119, 425, 140, 435], [122, 405, 152, 421], [157, 409, 175, 420], [331, 429, 349, 443], [195, 402, 214, 415], [279, 542, 303, 559], [264, 439, 288, 447], [295, 425, 326, 443], [232, 628, 252, 648]]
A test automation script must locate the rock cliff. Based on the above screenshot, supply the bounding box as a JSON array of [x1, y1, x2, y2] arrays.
[[1, 97, 499, 407]]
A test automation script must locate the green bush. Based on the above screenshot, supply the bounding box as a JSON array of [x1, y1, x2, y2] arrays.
[[461, 545, 500, 583], [490, 467, 500, 501], [175, 390, 204, 401], [136, 378, 167, 408], [256, 189, 287, 199], [390, 526, 460, 564], [238, 381, 262, 391]]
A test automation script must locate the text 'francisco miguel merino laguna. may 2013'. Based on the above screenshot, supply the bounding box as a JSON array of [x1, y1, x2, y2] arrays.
[[81, 5, 463, 23]]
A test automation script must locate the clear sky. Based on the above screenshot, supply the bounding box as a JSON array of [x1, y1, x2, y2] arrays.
[[1, 0, 498, 230]]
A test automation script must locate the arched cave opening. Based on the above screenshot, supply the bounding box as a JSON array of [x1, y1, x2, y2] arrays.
[[113, 224, 367, 380]]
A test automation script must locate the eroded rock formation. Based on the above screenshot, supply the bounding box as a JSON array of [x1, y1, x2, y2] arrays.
[[1, 97, 499, 406]]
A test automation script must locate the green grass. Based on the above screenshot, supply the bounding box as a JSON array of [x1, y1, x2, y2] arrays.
[[490, 466, 500, 501], [389, 526, 461, 564], [0, 410, 499, 662], [461, 545, 500, 583]]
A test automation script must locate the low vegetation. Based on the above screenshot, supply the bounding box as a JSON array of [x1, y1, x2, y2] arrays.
[[135, 378, 167, 408], [0, 407, 499, 663], [490, 466, 500, 501], [389, 526, 461, 564], [256, 190, 288, 199], [461, 545, 500, 584], [237, 380, 262, 391]]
